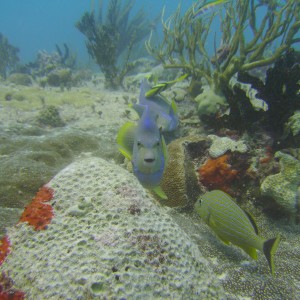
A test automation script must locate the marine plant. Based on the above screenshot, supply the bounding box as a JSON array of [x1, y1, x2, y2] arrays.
[[0, 33, 19, 79], [76, 0, 152, 88], [147, 0, 300, 92], [146, 0, 300, 128]]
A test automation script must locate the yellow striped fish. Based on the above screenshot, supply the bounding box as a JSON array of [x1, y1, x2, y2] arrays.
[[195, 190, 280, 275], [145, 74, 189, 98], [192, 0, 229, 18]]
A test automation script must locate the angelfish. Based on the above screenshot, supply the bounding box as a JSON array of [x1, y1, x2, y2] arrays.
[[195, 190, 280, 275], [132, 79, 179, 132], [117, 99, 167, 198]]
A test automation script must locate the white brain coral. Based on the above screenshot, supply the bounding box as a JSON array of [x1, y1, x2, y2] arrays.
[[0, 157, 223, 299], [208, 134, 248, 158]]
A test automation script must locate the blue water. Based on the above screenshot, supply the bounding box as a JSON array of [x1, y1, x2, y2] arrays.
[[0, 0, 192, 65], [0, 1, 298, 67]]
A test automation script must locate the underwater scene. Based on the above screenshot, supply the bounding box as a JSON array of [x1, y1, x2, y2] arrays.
[[0, 0, 299, 299]]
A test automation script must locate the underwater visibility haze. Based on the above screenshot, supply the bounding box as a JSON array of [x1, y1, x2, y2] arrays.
[[0, 0, 300, 299]]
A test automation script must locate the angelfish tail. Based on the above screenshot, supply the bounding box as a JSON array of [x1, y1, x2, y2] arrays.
[[263, 236, 280, 276]]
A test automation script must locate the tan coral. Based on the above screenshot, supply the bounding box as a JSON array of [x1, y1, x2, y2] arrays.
[[160, 136, 207, 208]]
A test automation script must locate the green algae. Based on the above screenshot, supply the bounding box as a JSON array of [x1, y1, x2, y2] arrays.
[[0, 85, 95, 110]]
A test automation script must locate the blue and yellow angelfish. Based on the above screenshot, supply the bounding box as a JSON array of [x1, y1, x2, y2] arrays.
[[132, 79, 181, 132], [117, 81, 168, 198]]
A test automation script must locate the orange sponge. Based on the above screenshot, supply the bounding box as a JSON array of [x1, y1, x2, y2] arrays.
[[198, 154, 238, 193], [19, 186, 54, 230]]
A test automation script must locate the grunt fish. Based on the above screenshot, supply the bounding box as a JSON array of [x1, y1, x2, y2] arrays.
[[195, 190, 280, 275]]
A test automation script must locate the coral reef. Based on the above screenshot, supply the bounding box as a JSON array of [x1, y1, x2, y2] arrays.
[[46, 68, 72, 88], [260, 151, 300, 222], [19, 186, 54, 230], [35, 105, 65, 127], [208, 134, 248, 158], [194, 87, 228, 117], [146, 1, 300, 133], [160, 136, 206, 208], [147, 1, 300, 94], [0, 157, 224, 299], [76, 0, 152, 88], [198, 154, 239, 193], [0, 33, 19, 79], [232, 48, 300, 135], [7, 73, 32, 86]]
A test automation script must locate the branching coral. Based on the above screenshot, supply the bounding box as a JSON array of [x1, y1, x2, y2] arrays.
[[76, 0, 152, 88], [19, 185, 54, 230], [146, 1, 300, 103], [0, 33, 19, 79]]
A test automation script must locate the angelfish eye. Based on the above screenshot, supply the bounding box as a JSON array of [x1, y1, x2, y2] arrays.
[[156, 141, 160, 146], [137, 141, 141, 146]]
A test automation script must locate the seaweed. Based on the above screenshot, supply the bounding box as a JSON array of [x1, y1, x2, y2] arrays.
[[0, 32, 20, 79], [76, 0, 152, 88]]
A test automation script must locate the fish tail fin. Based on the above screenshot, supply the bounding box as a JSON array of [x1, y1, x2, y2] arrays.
[[263, 236, 280, 276]]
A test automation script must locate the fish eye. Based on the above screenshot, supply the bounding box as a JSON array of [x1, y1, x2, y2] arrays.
[[137, 141, 141, 147], [156, 141, 160, 146]]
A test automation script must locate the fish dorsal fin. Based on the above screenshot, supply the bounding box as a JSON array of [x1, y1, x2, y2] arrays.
[[242, 245, 258, 260], [116, 122, 136, 160], [244, 211, 259, 235]]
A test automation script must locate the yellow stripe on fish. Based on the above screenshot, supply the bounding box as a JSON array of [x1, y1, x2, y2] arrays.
[[192, 0, 230, 18], [195, 190, 280, 276], [145, 74, 189, 98]]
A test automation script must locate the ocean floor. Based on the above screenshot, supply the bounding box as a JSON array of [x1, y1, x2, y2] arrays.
[[0, 75, 299, 299]]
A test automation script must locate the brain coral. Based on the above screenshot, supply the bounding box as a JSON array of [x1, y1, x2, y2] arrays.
[[0, 157, 224, 299], [160, 136, 205, 208], [260, 151, 300, 222]]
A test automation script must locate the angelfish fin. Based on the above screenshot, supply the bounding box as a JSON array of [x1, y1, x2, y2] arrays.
[[116, 122, 136, 160], [153, 186, 168, 200]]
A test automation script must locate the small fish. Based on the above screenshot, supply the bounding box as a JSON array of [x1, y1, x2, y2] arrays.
[[145, 73, 188, 98], [132, 79, 179, 132], [192, 0, 229, 18], [195, 190, 280, 275], [117, 83, 168, 198]]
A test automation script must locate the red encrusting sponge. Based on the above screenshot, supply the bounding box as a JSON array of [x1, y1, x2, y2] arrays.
[[0, 236, 10, 266], [19, 185, 55, 230]]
